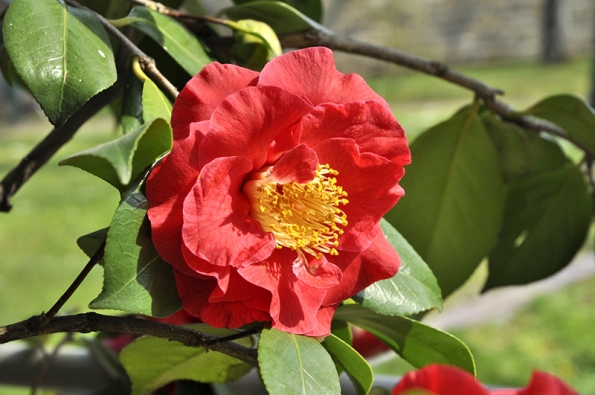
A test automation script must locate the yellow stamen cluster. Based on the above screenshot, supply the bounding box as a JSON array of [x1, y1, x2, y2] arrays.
[[245, 164, 349, 259]]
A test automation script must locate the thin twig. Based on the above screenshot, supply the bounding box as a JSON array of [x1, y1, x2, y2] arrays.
[[0, 313, 258, 367], [0, 76, 127, 212], [41, 242, 106, 325], [63, 0, 179, 99]]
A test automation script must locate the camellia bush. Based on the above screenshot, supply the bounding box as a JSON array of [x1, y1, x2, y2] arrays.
[[0, 0, 591, 394]]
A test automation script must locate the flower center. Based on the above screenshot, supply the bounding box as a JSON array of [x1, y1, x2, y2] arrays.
[[244, 164, 348, 259]]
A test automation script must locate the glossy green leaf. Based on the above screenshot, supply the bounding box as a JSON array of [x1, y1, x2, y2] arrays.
[[385, 106, 505, 297], [121, 75, 144, 135], [77, 228, 108, 260], [322, 334, 373, 395], [259, 328, 340, 395], [331, 319, 352, 346], [232, 0, 323, 22], [90, 181, 182, 317], [142, 78, 172, 123], [59, 118, 172, 192], [124, 6, 210, 76], [121, 324, 252, 395], [523, 94, 595, 154], [3, 0, 116, 126], [222, 1, 329, 35], [354, 219, 442, 316], [334, 304, 475, 374], [485, 163, 591, 289], [482, 114, 534, 181], [229, 19, 282, 70]]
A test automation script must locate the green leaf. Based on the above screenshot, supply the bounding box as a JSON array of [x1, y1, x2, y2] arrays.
[[121, 75, 144, 135], [222, 1, 329, 35], [60, 118, 172, 192], [232, 0, 323, 23], [384, 106, 505, 297], [523, 94, 595, 154], [90, 180, 182, 317], [3, 0, 117, 126], [77, 228, 108, 259], [353, 219, 442, 316], [259, 328, 340, 395], [229, 19, 282, 70], [125, 6, 211, 76], [334, 304, 475, 375], [331, 319, 352, 346], [485, 163, 592, 289], [142, 78, 172, 123], [322, 334, 373, 395], [482, 114, 534, 181], [121, 324, 252, 395]]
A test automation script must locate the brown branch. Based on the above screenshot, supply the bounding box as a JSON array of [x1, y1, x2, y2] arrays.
[[0, 313, 259, 367], [63, 0, 179, 100], [0, 75, 127, 212], [280, 30, 595, 156]]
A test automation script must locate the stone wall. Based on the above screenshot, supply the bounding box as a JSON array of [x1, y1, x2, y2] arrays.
[[322, 0, 595, 75]]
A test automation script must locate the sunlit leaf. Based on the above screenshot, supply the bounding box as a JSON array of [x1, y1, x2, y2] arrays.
[[229, 19, 282, 70], [142, 78, 172, 123], [121, 324, 252, 395], [259, 328, 340, 395], [231, 0, 323, 22], [3, 0, 116, 126], [125, 6, 210, 76], [385, 106, 505, 297], [322, 334, 373, 395], [90, 180, 182, 317], [59, 118, 172, 192], [353, 219, 442, 316], [222, 1, 329, 35], [334, 304, 475, 374]]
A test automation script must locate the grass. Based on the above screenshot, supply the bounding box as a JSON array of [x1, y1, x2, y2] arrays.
[[450, 275, 595, 394], [0, 56, 593, 392], [0, 118, 121, 326]]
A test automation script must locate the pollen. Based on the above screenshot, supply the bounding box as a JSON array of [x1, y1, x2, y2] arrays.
[[244, 164, 348, 259]]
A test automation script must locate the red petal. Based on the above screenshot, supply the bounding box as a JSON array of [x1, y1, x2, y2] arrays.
[[238, 249, 327, 334], [300, 101, 410, 165], [490, 371, 579, 395], [146, 131, 200, 275], [293, 253, 342, 289], [171, 63, 258, 140], [174, 269, 271, 329], [181, 156, 275, 267], [259, 47, 389, 108], [270, 143, 318, 184], [323, 228, 400, 305], [314, 138, 405, 251], [304, 304, 338, 337], [392, 364, 489, 395], [198, 86, 312, 172]]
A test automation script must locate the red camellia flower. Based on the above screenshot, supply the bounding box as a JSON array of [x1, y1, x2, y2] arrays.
[[146, 47, 410, 336], [392, 364, 579, 395]]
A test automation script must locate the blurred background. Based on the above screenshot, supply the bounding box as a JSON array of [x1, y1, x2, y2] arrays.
[[1, 0, 594, 393]]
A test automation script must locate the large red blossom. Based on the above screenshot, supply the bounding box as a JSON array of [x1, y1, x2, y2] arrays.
[[392, 364, 579, 395], [146, 47, 410, 336]]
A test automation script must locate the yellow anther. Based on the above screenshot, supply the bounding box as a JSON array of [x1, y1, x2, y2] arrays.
[[244, 163, 349, 260]]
